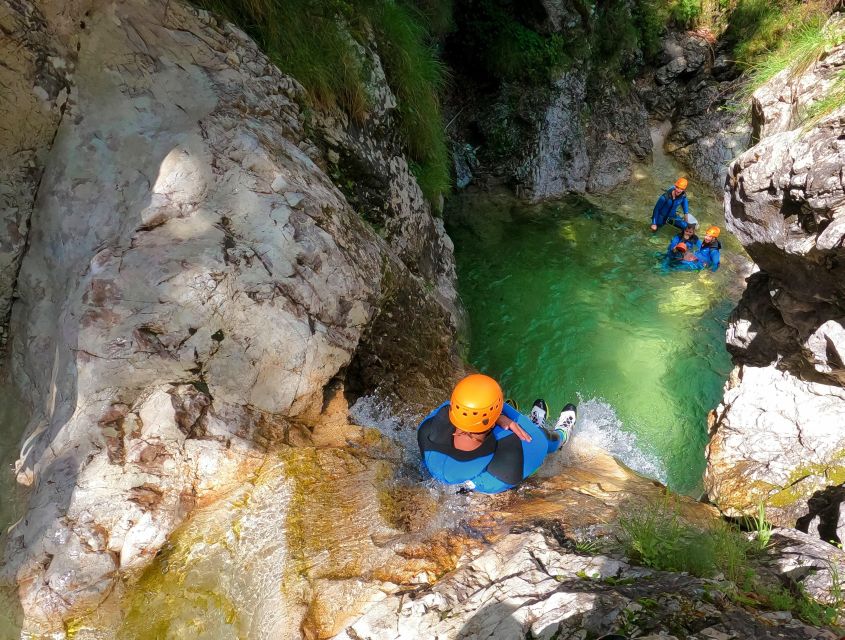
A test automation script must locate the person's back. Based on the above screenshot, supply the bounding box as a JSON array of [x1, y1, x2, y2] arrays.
[[418, 402, 564, 493]]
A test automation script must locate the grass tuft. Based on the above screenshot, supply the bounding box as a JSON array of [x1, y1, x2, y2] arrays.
[[369, 1, 451, 202], [617, 498, 843, 628]]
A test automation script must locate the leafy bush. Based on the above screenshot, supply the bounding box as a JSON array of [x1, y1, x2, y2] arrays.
[[671, 0, 702, 28]]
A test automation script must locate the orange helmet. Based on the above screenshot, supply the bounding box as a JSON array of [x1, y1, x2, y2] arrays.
[[674, 242, 688, 253], [705, 225, 720, 238], [674, 177, 688, 190], [449, 374, 503, 433]]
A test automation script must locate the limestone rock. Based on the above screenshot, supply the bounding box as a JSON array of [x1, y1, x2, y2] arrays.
[[705, 365, 845, 528], [0, 0, 461, 633], [709, 24, 845, 536], [523, 71, 651, 201], [333, 529, 835, 640], [0, 0, 71, 348], [751, 16, 845, 141]]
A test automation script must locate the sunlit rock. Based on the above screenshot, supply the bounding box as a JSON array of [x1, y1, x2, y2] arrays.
[[0, 0, 460, 633]]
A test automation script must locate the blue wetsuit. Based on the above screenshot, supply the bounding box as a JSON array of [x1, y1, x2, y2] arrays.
[[667, 232, 701, 255], [697, 239, 721, 271], [652, 188, 689, 230], [417, 402, 562, 494]]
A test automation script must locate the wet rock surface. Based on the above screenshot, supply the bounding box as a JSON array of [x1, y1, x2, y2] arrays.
[[638, 32, 751, 191]]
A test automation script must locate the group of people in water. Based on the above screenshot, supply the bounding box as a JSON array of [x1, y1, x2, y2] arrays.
[[416, 177, 724, 496], [651, 177, 722, 272]]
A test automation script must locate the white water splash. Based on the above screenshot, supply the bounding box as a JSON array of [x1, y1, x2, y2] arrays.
[[349, 395, 422, 464], [572, 396, 667, 484]]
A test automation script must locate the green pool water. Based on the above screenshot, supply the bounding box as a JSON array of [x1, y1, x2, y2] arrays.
[[446, 175, 749, 495]]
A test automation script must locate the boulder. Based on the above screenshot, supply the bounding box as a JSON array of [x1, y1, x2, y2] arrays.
[[0, 0, 461, 633]]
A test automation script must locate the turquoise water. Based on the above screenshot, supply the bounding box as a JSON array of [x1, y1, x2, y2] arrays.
[[447, 183, 748, 494]]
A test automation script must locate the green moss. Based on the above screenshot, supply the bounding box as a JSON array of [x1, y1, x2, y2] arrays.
[[766, 449, 845, 508]]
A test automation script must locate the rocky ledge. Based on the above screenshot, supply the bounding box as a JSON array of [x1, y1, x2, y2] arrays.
[[706, 16, 845, 541]]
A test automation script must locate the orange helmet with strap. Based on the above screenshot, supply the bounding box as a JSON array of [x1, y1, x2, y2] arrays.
[[674, 177, 688, 190], [705, 225, 720, 238], [449, 374, 503, 433]]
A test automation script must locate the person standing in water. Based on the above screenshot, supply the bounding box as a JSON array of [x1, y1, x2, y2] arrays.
[[651, 178, 696, 232], [417, 374, 577, 494]]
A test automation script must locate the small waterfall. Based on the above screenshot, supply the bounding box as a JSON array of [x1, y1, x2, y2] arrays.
[[571, 397, 668, 483]]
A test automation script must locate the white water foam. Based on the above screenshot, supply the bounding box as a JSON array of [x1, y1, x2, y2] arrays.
[[350, 394, 668, 501], [571, 396, 667, 484]]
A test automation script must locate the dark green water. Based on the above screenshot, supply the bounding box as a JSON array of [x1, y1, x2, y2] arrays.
[[447, 181, 748, 494]]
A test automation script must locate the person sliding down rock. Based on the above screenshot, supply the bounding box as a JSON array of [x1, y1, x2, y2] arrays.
[[417, 374, 577, 494], [650, 177, 697, 232]]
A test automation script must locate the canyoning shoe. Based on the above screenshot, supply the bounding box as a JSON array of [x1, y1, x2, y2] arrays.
[[529, 399, 548, 427], [554, 403, 577, 445]]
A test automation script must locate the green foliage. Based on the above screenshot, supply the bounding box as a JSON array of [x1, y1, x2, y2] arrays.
[[574, 537, 600, 554], [448, 0, 574, 84], [723, 0, 834, 67], [618, 499, 843, 629], [593, 2, 642, 79], [196, 0, 451, 203], [752, 500, 773, 550], [634, 1, 673, 60], [803, 74, 845, 125], [618, 499, 722, 577], [670, 0, 702, 28], [368, 0, 451, 202]]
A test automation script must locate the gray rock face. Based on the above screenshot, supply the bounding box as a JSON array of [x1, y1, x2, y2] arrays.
[[751, 16, 845, 141], [333, 529, 837, 640], [0, 0, 71, 348], [0, 0, 461, 633], [708, 20, 845, 537], [523, 71, 652, 201], [638, 32, 751, 191], [524, 71, 590, 199]]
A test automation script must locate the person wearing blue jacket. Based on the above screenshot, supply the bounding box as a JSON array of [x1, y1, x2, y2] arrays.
[[417, 374, 577, 494], [651, 177, 695, 232], [697, 226, 722, 272], [666, 224, 701, 256]]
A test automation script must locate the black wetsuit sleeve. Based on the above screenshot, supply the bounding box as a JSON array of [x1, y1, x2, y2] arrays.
[[486, 434, 524, 486]]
